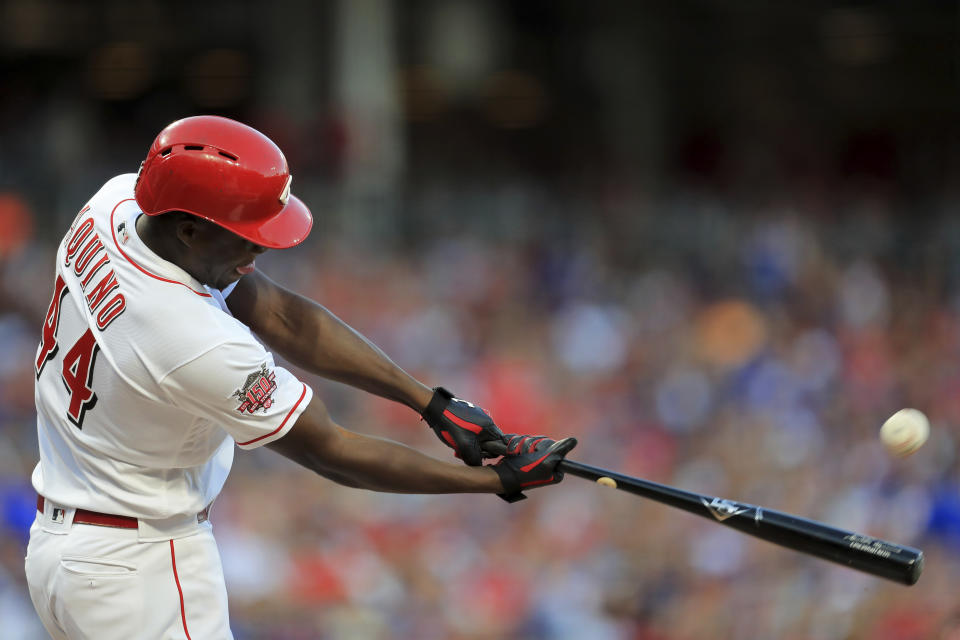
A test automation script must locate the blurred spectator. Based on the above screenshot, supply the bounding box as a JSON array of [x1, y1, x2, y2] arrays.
[[4, 1, 960, 638]]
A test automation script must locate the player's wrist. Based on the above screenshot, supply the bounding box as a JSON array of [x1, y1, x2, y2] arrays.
[[420, 386, 453, 419], [407, 382, 435, 413], [476, 465, 506, 493], [490, 462, 523, 501]]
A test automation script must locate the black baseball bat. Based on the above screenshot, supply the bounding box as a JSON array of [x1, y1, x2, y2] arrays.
[[558, 459, 923, 585]]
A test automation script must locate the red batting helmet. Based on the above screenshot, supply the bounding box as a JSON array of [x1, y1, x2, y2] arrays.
[[134, 115, 313, 249]]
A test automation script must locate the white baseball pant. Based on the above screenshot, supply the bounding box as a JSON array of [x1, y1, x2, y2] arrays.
[[25, 498, 232, 639]]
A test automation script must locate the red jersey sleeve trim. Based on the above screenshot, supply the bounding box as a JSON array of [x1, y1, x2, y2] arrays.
[[110, 199, 212, 298], [236, 383, 308, 446]]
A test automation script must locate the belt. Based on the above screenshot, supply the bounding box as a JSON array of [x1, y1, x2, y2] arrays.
[[36, 495, 210, 530]]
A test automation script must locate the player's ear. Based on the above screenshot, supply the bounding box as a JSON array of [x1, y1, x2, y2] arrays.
[[173, 213, 202, 248]]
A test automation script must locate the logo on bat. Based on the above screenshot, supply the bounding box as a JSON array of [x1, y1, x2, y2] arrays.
[[234, 363, 278, 414], [701, 496, 749, 522], [844, 534, 895, 559]]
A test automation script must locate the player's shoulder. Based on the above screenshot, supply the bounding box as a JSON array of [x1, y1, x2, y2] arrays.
[[66, 174, 139, 234], [87, 174, 138, 214], [99, 173, 138, 194], [120, 287, 265, 379], [128, 282, 254, 344]]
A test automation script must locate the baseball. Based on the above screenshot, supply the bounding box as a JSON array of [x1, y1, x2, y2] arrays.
[[879, 408, 929, 457], [596, 476, 617, 488]]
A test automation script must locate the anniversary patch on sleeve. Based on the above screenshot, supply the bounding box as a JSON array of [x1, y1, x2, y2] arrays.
[[233, 363, 278, 414]]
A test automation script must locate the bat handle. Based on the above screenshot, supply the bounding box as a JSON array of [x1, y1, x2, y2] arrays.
[[481, 442, 601, 480], [558, 459, 619, 481], [482, 440, 508, 457]]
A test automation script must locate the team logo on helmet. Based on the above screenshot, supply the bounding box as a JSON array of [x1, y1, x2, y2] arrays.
[[234, 363, 278, 414], [279, 175, 292, 206]]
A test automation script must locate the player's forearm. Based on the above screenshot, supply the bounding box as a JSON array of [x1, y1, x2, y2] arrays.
[[290, 304, 433, 412], [271, 423, 503, 494]]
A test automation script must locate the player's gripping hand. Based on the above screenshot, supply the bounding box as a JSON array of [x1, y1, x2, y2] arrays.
[[487, 434, 578, 503], [421, 387, 507, 466]]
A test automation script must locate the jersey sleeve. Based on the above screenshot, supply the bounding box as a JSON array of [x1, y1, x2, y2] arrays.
[[161, 340, 313, 450]]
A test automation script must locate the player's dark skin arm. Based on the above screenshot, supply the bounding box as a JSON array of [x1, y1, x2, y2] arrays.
[[267, 395, 503, 493], [228, 271, 434, 412]]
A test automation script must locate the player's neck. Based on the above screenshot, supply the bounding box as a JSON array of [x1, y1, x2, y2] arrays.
[[136, 214, 193, 276]]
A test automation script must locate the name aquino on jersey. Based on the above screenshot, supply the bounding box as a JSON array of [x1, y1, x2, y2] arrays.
[[35, 208, 127, 427], [62, 210, 126, 331]]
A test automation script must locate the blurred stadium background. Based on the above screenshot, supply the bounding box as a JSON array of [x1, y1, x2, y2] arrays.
[[3, 1, 960, 638]]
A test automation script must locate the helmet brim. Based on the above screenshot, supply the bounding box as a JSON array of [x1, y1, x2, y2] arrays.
[[214, 194, 313, 249]]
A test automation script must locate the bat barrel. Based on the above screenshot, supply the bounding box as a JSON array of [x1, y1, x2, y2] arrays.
[[558, 459, 924, 585]]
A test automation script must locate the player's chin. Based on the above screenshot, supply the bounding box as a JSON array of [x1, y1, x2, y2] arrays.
[[211, 271, 244, 290]]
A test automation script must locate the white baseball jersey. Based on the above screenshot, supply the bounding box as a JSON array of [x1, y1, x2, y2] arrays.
[[32, 173, 313, 521]]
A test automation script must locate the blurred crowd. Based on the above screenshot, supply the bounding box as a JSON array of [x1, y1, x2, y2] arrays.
[[3, 1, 960, 638], [2, 139, 960, 638]]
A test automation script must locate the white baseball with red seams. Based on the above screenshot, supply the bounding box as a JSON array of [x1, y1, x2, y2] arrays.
[[25, 174, 313, 639], [879, 408, 930, 457]]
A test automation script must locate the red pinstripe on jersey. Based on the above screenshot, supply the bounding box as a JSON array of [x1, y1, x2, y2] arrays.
[[110, 199, 212, 298], [236, 383, 308, 446], [169, 540, 193, 640]]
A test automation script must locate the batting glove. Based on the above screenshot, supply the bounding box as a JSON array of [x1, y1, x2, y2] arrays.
[[489, 434, 578, 503], [421, 387, 507, 466]]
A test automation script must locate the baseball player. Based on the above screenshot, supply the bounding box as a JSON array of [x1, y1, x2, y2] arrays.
[[26, 115, 576, 639]]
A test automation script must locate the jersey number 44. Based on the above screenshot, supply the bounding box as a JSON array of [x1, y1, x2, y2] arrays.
[[36, 274, 99, 429]]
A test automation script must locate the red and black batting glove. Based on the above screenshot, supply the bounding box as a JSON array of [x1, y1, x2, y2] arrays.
[[489, 434, 578, 503], [421, 387, 507, 466]]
